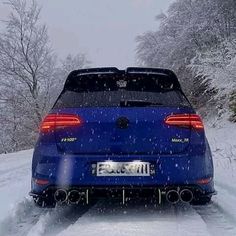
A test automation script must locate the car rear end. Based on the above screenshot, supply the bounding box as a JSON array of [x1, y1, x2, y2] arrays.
[[30, 67, 215, 206]]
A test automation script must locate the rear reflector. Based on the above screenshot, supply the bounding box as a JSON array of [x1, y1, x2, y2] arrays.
[[40, 114, 82, 132], [34, 179, 49, 185], [196, 178, 212, 185], [165, 114, 204, 130]]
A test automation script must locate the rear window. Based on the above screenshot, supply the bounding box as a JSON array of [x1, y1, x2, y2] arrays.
[[54, 74, 190, 108]]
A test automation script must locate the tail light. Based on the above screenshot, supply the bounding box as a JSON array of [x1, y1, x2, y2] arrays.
[[165, 114, 204, 130], [40, 114, 82, 132]]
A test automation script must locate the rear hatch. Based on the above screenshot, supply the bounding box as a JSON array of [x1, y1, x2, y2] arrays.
[[52, 70, 194, 155]]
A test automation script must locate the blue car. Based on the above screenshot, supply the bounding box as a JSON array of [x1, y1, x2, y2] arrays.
[[30, 67, 215, 207]]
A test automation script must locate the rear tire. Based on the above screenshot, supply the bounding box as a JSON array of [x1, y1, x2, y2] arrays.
[[191, 196, 212, 205]]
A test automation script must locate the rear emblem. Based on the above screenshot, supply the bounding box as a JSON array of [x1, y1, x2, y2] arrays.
[[116, 117, 129, 129]]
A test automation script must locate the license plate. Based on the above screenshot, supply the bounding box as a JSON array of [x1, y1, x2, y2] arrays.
[[96, 161, 150, 176]]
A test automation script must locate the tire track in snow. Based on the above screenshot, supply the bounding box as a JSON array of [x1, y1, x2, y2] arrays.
[[2, 197, 234, 236], [0, 198, 93, 236], [31, 203, 95, 236], [193, 200, 236, 236], [172, 203, 211, 236], [0, 198, 45, 236], [193, 181, 236, 236], [213, 183, 236, 223]]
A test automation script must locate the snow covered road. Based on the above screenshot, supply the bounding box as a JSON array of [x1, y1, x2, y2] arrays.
[[0, 121, 236, 236], [1, 190, 236, 236]]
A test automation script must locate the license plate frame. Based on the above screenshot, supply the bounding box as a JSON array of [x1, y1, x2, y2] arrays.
[[96, 161, 150, 177]]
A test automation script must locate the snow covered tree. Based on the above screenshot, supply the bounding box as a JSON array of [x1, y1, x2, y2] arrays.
[[57, 54, 90, 92], [48, 54, 91, 109], [136, 0, 236, 119], [0, 0, 56, 122], [0, 0, 90, 153], [0, 0, 56, 152]]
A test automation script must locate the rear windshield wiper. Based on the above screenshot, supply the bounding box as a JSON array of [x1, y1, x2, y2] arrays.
[[120, 100, 163, 107]]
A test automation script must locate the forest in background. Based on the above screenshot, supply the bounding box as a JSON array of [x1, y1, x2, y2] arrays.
[[136, 0, 236, 120], [0, 0, 236, 154]]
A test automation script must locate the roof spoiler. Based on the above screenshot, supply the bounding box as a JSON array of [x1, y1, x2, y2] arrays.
[[70, 67, 176, 75], [65, 67, 181, 89], [126, 67, 177, 77]]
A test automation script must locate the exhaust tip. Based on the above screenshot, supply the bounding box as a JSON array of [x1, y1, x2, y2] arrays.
[[166, 190, 179, 204], [179, 189, 193, 203], [54, 189, 67, 203], [68, 190, 81, 204]]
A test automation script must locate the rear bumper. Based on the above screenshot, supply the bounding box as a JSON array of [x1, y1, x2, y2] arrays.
[[31, 149, 215, 196]]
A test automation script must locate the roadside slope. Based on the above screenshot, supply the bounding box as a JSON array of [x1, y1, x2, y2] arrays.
[[0, 150, 33, 221]]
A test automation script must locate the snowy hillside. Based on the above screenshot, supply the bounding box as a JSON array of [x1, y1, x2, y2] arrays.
[[0, 122, 236, 236], [0, 150, 33, 222]]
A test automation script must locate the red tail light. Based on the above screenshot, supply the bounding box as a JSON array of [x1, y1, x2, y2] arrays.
[[40, 114, 82, 132], [165, 114, 204, 130]]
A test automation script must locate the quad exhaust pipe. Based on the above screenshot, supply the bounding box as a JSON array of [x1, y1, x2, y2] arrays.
[[54, 189, 83, 204], [53, 188, 193, 205], [54, 189, 68, 203], [68, 190, 82, 204], [166, 190, 179, 204], [166, 189, 193, 204], [179, 189, 193, 203]]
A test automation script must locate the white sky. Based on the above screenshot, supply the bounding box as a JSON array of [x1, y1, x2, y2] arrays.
[[0, 0, 173, 68]]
